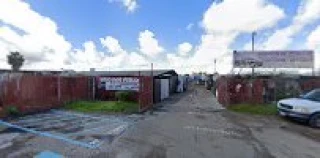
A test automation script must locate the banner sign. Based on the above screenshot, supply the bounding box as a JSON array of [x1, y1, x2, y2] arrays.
[[233, 50, 314, 68], [100, 77, 140, 91]]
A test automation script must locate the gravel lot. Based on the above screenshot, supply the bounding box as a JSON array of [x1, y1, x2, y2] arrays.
[[0, 84, 319, 158]]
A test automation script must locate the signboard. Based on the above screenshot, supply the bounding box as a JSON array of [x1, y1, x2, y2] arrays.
[[233, 50, 314, 68], [100, 77, 140, 91]]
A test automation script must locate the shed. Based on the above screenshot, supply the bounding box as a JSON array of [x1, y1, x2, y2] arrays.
[[83, 69, 178, 104]]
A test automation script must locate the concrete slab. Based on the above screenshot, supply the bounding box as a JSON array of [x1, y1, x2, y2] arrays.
[[0, 110, 138, 149]]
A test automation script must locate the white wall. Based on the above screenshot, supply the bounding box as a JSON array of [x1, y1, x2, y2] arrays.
[[160, 79, 170, 100]]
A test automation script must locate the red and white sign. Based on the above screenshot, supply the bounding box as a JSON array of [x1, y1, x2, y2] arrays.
[[100, 77, 140, 91]]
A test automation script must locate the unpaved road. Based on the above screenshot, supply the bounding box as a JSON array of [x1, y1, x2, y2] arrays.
[[108, 85, 320, 158], [0, 85, 319, 158]]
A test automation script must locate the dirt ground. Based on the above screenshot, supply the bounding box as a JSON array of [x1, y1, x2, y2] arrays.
[[0, 84, 319, 158]]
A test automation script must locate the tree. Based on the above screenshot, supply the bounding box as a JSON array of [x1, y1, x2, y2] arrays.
[[7, 51, 25, 72]]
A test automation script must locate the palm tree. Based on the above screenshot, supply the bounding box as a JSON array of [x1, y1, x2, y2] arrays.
[[7, 51, 25, 72]]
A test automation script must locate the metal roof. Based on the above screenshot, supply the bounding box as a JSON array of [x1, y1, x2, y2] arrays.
[[82, 69, 178, 77]]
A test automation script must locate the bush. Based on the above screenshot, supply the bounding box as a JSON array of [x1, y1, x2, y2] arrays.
[[5, 106, 20, 116], [115, 91, 134, 101], [276, 90, 288, 101]]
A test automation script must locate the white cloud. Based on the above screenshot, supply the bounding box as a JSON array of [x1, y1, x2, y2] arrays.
[[0, 0, 71, 69], [262, 0, 320, 49], [0, 0, 57, 35], [202, 0, 285, 33], [243, 40, 262, 50], [189, 0, 284, 74], [138, 30, 164, 57], [124, 0, 138, 12], [129, 52, 148, 66], [186, 23, 194, 30], [0, 0, 293, 74], [294, 0, 320, 24], [307, 25, 320, 68], [74, 41, 103, 63], [66, 41, 104, 70], [0, 40, 10, 69], [67, 35, 152, 71], [167, 54, 187, 71], [100, 36, 125, 55], [0, 0, 152, 71], [0, 0, 144, 71], [109, 0, 138, 13], [178, 42, 193, 56], [262, 25, 301, 50], [99, 36, 149, 68], [307, 26, 320, 49], [190, 33, 237, 73]]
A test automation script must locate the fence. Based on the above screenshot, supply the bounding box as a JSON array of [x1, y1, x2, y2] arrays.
[[138, 76, 153, 112], [95, 76, 153, 112], [0, 74, 91, 115], [0, 74, 154, 117], [217, 75, 320, 106]]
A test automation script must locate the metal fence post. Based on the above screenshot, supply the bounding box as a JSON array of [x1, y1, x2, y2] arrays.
[[58, 75, 61, 102], [138, 77, 141, 113], [92, 77, 95, 100]]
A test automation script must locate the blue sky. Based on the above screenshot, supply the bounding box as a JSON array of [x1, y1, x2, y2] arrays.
[[24, 0, 211, 51], [23, 0, 312, 50], [0, 0, 319, 73]]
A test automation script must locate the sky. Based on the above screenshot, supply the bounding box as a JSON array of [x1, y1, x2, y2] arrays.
[[0, 0, 319, 74]]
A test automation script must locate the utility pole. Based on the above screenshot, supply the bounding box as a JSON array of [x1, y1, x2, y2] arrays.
[[214, 59, 217, 73], [252, 32, 256, 52], [250, 32, 257, 104], [151, 63, 153, 78], [251, 31, 256, 77]]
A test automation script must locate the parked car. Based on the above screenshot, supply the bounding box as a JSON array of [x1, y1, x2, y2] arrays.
[[277, 89, 320, 128]]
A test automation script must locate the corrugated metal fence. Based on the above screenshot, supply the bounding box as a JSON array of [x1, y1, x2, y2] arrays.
[[217, 76, 320, 106], [0, 74, 91, 115], [0, 74, 154, 116], [138, 76, 153, 112]]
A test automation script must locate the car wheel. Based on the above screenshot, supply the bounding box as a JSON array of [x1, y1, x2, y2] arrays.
[[309, 113, 320, 128]]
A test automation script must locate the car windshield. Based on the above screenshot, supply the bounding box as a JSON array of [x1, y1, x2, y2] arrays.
[[302, 90, 320, 102]]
